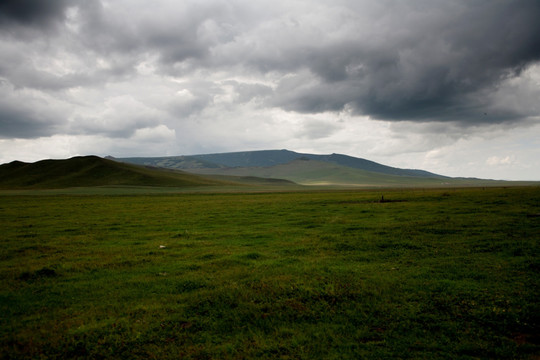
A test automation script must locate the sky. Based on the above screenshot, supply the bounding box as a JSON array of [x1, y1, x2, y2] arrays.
[[1, 0, 540, 180]]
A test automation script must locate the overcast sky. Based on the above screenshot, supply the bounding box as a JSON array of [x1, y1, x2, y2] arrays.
[[1, 0, 539, 180]]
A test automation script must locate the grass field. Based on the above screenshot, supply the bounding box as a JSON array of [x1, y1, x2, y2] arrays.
[[1, 187, 539, 359]]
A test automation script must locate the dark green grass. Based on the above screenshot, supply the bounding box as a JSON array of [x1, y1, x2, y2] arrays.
[[1, 187, 539, 359], [0, 156, 236, 189]]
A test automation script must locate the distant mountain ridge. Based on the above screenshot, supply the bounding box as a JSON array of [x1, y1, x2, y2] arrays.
[[118, 149, 445, 178], [186, 157, 453, 187], [0, 153, 531, 190]]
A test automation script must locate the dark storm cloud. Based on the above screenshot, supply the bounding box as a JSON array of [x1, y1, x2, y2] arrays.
[[0, 0, 69, 30], [72, 1, 235, 73], [264, 0, 540, 124], [93, 0, 534, 126], [1, 0, 539, 143], [0, 99, 62, 138]]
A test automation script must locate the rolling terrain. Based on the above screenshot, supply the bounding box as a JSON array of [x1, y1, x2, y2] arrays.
[[117, 149, 444, 177], [1, 151, 536, 190], [186, 157, 482, 187], [0, 156, 236, 189], [1, 154, 539, 357], [117, 150, 527, 187]]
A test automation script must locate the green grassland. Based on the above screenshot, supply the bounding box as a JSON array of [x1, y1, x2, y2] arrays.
[[187, 158, 528, 188], [1, 187, 539, 359]]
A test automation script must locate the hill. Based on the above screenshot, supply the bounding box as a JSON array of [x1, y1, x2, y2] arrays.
[[118, 150, 444, 178], [117, 150, 474, 187], [187, 157, 503, 187], [0, 156, 236, 189], [115, 150, 534, 187], [4, 153, 530, 191], [195, 150, 445, 178], [108, 155, 222, 170]]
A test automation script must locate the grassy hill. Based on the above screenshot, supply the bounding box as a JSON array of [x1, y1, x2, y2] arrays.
[[2, 154, 533, 191], [118, 149, 445, 178], [109, 155, 223, 170], [186, 158, 510, 187], [0, 156, 236, 189], [116, 150, 536, 188]]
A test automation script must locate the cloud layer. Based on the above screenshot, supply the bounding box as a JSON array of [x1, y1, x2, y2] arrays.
[[0, 0, 539, 179]]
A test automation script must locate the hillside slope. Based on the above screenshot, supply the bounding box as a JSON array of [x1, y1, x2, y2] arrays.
[[110, 155, 222, 170], [118, 149, 445, 178], [192, 150, 446, 178], [188, 158, 470, 186], [0, 156, 233, 189]]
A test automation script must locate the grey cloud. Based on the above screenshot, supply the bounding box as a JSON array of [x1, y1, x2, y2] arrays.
[[0, 107, 50, 138], [0, 54, 136, 92], [167, 93, 212, 119], [296, 119, 342, 140], [166, 80, 223, 119], [0, 62, 89, 91], [0, 0, 69, 29], [192, 0, 540, 125], [270, 71, 359, 113], [69, 116, 156, 138], [1, 0, 539, 143], [20, 66, 132, 91], [0, 2, 137, 92], [73, 1, 237, 74], [67, 94, 163, 138], [225, 81, 273, 103], [262, 0, 540, 124], [0, 98, 63, 138]]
